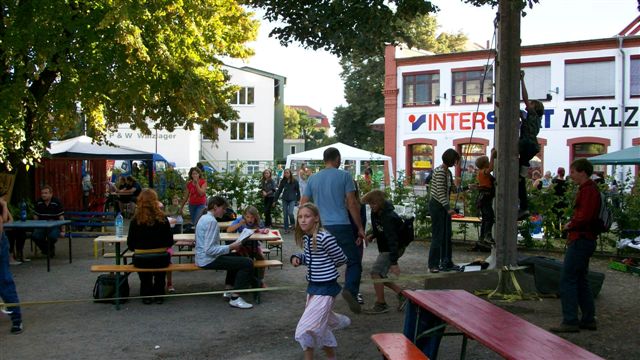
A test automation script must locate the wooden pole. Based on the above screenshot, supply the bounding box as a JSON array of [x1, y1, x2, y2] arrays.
[[495, 0, 521, 268]]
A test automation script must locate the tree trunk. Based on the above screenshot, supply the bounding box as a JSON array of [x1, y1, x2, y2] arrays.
[[495, 0, 521, 268]]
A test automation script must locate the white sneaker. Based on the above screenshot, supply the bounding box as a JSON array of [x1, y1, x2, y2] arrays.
[[229, 297, 253, 309], [223, 292, 232, 301]]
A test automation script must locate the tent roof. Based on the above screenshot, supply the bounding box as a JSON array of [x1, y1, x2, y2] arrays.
[[286, 142, 391, 162], [588, 146, 640, 165], [48, 135, 166, 161]]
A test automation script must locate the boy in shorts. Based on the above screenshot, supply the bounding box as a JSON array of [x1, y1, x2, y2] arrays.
[[361, 190, 406, 314]]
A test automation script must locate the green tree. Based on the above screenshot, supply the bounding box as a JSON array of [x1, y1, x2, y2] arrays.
[[333, 14, 467, 154], [283, 106, 301, 139], [247, 0, 437, 57], [0, 1, 258, 170]]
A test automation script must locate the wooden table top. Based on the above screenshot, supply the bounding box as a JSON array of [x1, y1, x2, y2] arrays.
[[403, 290, 603, 360], [95, 230, 281, 244], [5, 219, 71, 229]]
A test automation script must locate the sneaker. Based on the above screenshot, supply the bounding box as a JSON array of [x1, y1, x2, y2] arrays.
[[229, 297, 253, 309], [356, 293, 365, 305], [333, 313, 351, 331], [397, 293, 407, 312], [167, 286, 176, 293], [429, 268, 440, 273], [579, 321, 597, 331], [341, 290, 362, 314], [517, 209, 530, 221], [549, 323, 579, 333], [222, 292, 232, 301], [10, 322, 23, 335], [9, 258, 22, 266], [363, 302, 389, 315], [519, 166, 529, 178]]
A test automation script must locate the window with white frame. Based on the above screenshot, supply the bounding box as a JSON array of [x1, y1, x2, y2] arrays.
[[230, 122, 254, 140], [246, 161, 260, 175], [565, 58, 615, 99], [452, 67, 493, 104], [403, 72, 440, 106], [230, 87, 255, 105], [631, 56, 640, 97], [521, 64, 551, 100]]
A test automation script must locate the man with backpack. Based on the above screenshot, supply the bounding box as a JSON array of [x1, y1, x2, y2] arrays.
[[550, 158, 600, 333], [360, 190, 411, 314]]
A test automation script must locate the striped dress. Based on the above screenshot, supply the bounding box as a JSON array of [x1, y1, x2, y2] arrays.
[[293, 230, 351, 351]]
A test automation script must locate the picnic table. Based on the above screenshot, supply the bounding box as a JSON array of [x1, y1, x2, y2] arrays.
[[95, 231, 282, 265], [5, 220, 71, 272], [426, 215, 481, 242], [402, 289, 603, 360]]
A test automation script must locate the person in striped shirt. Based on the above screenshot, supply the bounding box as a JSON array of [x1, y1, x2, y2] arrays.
[[291, 203, 351, 360], [428, 149, 461, 273]]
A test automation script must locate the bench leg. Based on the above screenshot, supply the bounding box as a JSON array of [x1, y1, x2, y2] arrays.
[[68, 233, 72, 264], [460, 335, 468, 360]]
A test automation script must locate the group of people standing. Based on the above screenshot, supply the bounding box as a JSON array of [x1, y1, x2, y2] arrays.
[[425, 68, 600, 335]]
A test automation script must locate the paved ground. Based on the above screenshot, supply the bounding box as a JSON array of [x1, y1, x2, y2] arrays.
[[1, 230, 639, 359]]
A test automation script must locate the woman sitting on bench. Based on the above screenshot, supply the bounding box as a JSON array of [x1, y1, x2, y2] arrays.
[[127, 189, 174, 304]]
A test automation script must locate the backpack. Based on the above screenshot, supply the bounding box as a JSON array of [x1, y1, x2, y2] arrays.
[[596, 192, 613, 234], [399, 216, 415, 248], [93, 274, 130, 304]]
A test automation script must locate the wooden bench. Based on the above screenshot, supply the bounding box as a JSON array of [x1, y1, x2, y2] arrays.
[[66, 211, 116, 258], [103, 250, 196, 263], [91, 260, 284, 307], [403, 290, 604, 360], [266, 239, 284, 264], [371, 333, 428, 360]]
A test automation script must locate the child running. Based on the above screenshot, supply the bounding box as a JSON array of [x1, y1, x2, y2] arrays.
[[292, 203, 351, 360], [227, 206, 268, 286], [360, 190, 406, 314]]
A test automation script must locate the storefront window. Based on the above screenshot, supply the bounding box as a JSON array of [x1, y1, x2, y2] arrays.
[[457, 143, 486, 181], [572, 143, 606, 176], [410, 144, 434, 185]]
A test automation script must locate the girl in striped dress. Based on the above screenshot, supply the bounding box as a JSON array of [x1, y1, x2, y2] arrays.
[[291, 203, 351, 360]]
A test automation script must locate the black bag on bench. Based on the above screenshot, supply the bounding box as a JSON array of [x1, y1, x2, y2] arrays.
[[132, 252, 171, 269], [93, 274, 130, 303]]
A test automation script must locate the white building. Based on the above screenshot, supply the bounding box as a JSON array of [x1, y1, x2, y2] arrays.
[[384, 25, 640, 184], [202, 66, 286, 173], [107, 65, 286, 173]]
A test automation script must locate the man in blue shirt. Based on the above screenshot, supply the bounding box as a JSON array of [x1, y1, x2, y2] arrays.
[[301, 147, 365, 314]]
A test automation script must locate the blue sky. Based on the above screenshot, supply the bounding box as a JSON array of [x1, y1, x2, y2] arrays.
[[226, 0, 639, 124]]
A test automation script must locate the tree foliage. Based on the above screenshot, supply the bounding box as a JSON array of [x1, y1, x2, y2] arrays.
[[333, 14, 467, 153], [0, 0, 258, 170], [246, 0, 437, 57], [283, 106, 323, 142]]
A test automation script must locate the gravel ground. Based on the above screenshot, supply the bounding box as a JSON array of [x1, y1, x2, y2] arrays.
[[1, 230, 639, 360]]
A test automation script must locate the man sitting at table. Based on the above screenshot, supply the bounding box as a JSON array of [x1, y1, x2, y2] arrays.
[[116, 176, 142, 216], [32, 185, 65, 257], [195, 196, 255, 309]]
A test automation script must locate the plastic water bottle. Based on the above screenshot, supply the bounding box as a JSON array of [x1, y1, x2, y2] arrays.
[[19, 200, 27, 222], [115, 212, 124, 238]]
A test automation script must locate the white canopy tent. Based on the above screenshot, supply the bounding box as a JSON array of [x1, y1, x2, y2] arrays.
[[285, 142, 394, 183]]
